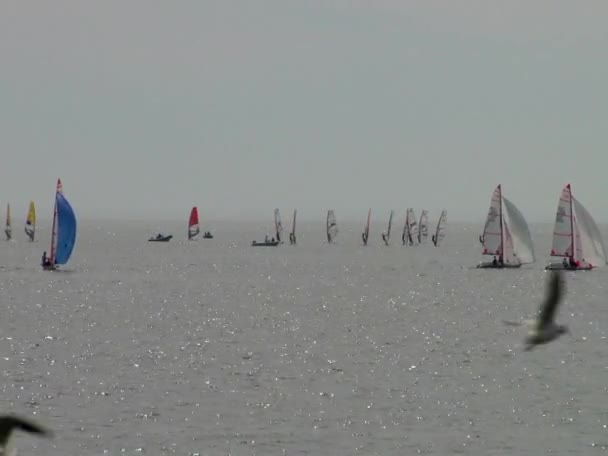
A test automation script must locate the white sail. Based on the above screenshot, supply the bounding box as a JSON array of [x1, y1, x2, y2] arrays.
[[403, 208, 418, 245], [383, 210, 394, 245], [572, 195, 607, 267], [480, 185, 534, 266], [327, 210, 338, 243], [502, 196, 535, 264], [480, 186, 502, 256], [418, 210, 429, 244], [362, 208, 371, 245], [550, 185, 574, 258], [432, 210, 447, 247], [274, 208, 284, 243]]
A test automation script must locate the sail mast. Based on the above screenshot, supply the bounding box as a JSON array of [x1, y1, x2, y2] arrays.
[[568, 184, 575, 261], [50, 191, 58, 263]]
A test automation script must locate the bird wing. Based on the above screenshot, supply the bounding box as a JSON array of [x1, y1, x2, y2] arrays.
[[0, 415, 52, 445], [537, 271, 564, 329]]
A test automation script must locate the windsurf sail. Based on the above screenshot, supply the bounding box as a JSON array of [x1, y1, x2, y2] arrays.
[[326, 210, 338, 243], [432, 210, 447, 247], [274, 208, 284, 243], [188, 206, 200, 240], [25, 201, 35, 241], [549, 184, 606, 269], [403, 208, 418, 245], [4, 204, 11, 241], [362, 208, 371, 245], [382, 210, 394, 246], [46, 179, 77, 269], [480, 184, 534, 266], [289, 209, 297, 245], [418, 210, 429, 244]]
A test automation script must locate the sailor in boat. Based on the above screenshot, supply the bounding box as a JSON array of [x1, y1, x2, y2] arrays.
[[156, 233, 163, 240], [492, 256, 498, 267], [271, 237, 275, 243]]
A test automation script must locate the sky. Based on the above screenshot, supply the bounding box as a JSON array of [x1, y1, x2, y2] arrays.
[[1, 1, 607, 223]]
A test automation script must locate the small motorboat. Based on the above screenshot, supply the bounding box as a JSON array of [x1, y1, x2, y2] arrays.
[[149, 234, 173, 242], [203, 231, 214, 239]]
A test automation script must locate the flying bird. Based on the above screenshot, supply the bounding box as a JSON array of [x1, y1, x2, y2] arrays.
[[523, 270, 568, 351], [0, 415, 52, 455]]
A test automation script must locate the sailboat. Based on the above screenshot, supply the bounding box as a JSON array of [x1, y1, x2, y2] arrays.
[[4, 204, 11, 241], [252, 209, 281, 246], [42, 179, 77, 271], [188, 207, 200, 240], [418, 210, 429, 244], [274, 208, 284, 244], [431, 210, 447, 247], [24, 201, 35, 241], [546, 184, 607, 270], [402, 208, 418, 246], [289, 209, 297, 245], [326, 210, 338, 243], [477, 184, 534, 269], [362, 208, 371, 246], [382, 210, 394, 246]]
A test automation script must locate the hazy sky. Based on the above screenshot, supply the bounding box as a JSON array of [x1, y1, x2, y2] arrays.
[[1, 1, 607, 223]]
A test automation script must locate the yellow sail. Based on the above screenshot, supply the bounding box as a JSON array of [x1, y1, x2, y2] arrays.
[[25, 201, 35, 241]]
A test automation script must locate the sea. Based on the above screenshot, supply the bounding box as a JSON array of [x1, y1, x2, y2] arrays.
[[0, 219, 607, 456]]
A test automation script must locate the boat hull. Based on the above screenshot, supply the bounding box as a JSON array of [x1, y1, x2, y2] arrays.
[[252, 241, 279, 247], [149, 235, 173, 242], [545, 263, 592, 271], [476, 262, 522, 269]]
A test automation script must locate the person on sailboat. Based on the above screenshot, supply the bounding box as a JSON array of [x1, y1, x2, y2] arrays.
[[41, 251, 51, 268], [492, 256, 498, 266]]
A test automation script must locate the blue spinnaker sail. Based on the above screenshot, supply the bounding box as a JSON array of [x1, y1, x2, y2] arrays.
[[54, 191, 77, 265]]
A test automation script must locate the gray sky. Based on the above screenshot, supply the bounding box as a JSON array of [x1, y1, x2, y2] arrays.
[[1, 1, 607, 223]]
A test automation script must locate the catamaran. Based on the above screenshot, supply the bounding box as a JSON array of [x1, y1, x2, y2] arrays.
[[477, 184, 534, 269], [327, 210, 338, 243], [24, 201, 35, 241], [382, 210, 394, 246], [546, 184, 607, 270], [418, 210, 428, 244], [4, 204, 11, 241], [402, 208, 418, 246], [188, 206, 200, 240], [42, 179, 77, 271], [274, 208, 284, 244], [362, 208, 371, 246], [289, 209, 297, 245], [432, 210, 447, 247]]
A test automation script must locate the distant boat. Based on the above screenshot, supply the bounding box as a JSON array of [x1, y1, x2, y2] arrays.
[[362, 208, 371, 246], [149, 234, 173, 242], [274, 208, 284, 244], [402, 208, 418, 246], [546, 184, 606, 270], [477, 184, 534, 269], [418, 210, 429, 244], [382, 210, 394, 246], [24, 201, 35, 241], [4, 204, 11, 241], [289, 209, 297, 245], [42, 179, 77, 271], [203, 231, 213, 239], [326, 210, 338, 243], [252, 239, 279, 247], [432, 210, 447, 247], [188, 207, 200, 240]]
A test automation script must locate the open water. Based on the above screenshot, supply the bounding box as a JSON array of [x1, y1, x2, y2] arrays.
[[0, 219, 607, 455]]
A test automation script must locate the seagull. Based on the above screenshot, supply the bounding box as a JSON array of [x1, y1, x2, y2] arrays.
[[0, 415, 52, 456], [523, 270, 568, 351]]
